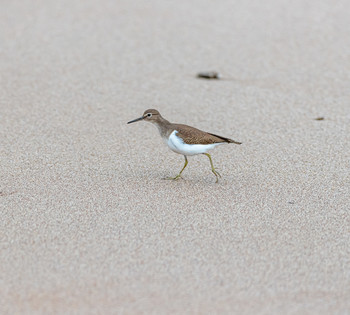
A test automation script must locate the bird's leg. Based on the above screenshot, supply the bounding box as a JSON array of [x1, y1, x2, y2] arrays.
[[204, 153, 221, 183], [165, 156, 188, 180]]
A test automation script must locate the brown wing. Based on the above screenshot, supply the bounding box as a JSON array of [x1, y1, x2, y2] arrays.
[[173, 124, 232, 145]]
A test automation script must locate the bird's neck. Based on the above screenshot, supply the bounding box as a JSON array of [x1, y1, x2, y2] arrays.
[[153, 117, 173, 139]]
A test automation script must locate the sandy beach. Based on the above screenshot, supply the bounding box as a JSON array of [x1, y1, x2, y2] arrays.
[[1, 0, 350, 313]]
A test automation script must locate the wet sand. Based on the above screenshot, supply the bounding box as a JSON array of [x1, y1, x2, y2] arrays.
[[1, 0, 350, 313]]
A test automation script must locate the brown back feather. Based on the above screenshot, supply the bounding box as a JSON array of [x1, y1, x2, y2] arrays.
[[173, 124, 240, 145]]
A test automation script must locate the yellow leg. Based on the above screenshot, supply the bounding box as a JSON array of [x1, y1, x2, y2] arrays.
[[165, 156, 188, 180], [204, 153, 221, 183]]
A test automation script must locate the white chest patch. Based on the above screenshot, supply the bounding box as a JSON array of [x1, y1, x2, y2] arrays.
[[167, 130, 224, 156]]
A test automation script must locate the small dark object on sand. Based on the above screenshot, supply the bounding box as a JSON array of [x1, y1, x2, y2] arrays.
[[315, 117, 325, 121], [197, 71, 220, 79], [0, 191, 17, 196]]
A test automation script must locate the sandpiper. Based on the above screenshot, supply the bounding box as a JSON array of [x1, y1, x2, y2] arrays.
[[127, 109, 241, 183]]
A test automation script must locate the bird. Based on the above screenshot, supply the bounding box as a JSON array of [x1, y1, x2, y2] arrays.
[[127, 109, 241, 183]]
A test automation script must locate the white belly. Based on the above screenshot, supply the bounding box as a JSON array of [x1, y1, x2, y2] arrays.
[[167, 130, 223, 156]]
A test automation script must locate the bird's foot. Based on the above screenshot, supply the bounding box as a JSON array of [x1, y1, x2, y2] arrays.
[[163, 174, 183, 181], [212, 169, 221, 183]]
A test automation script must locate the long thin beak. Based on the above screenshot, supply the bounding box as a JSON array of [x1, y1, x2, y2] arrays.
[[127, 116, 144, 124]]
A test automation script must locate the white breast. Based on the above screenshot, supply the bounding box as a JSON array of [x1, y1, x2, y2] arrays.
[[167, 130, 224, 156]]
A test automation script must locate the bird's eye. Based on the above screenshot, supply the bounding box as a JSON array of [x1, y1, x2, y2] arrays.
[[147, 113, 152, 117]]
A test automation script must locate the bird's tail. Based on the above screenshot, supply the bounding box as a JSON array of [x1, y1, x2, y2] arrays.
[[208, 132, 242, 145], [227, 139, 242, 145]]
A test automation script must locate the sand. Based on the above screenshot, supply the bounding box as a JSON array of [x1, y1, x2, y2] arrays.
[[1, 0, 350, 313]]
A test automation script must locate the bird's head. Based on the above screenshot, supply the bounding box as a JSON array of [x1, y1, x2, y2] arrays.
[[127, 109, 161, 124]]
